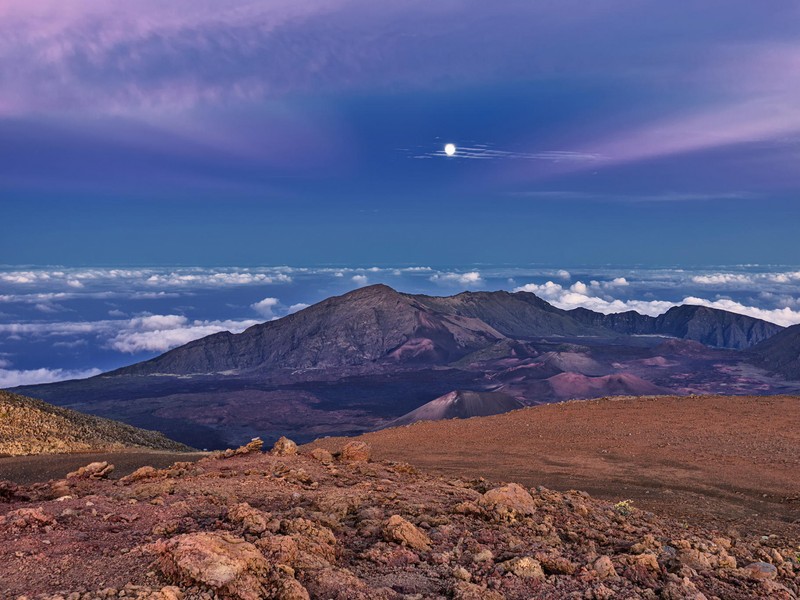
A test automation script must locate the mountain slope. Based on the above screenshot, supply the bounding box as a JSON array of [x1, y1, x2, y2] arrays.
[[569, 304, 782, 349], [390, 390, 523, 426], [752, 323, 800, 379], [0, 390, 192, 456]]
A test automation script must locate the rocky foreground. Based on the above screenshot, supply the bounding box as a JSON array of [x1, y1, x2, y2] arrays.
[[1, 438, 798, 600]]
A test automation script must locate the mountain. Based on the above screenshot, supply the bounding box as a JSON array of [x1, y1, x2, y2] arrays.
[[0, 390, 192, 456], [569, 303, 782, 349], [752, 323, 800, 379], [390, 390, 523, 426], [113, 284, 507, 376]]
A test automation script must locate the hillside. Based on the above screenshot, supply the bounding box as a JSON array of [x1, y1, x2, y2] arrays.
[[0, 391, 192, 456], [309, 394, 800, 536], [1, 435, 797, 598], [753, 324, 800, 379]]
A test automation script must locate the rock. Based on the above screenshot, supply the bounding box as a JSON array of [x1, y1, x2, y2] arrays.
[[743, 561, 778, 581], [152, 588, 183, 600], [0, 480, 29, 503], [660, 575, 708, 599], [452, 565, 472, 581], [120, 466, 159, 484], [340, 441, 371, 463], [273, 577, 310, 600], [66, 461, 114, 480], [228, 502, 269, 535], [272, 437, 297, 456], [472, 549, 494, 563], [1, 507, 56, 529], [382, 515, 431, 551], [501, 556, 545, 579], [478, 483, 537, 521], [309, 448, 334, 464], [540, 554, 576, 575], [592, 555, 618, 579], [451, 581, 506, 600], [631, 552, 660, 572], [152, 532, 271, 600], [236, 438, 264, 455]]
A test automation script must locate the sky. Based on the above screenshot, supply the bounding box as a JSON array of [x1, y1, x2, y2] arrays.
[[1, 1, 800, 266], [2, 3, 800, 385]]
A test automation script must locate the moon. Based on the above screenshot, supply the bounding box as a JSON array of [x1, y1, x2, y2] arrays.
[[444, 143, 456, 156]]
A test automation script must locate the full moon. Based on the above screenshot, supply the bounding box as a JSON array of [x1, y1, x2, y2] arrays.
[[444, 143, 457, 156]]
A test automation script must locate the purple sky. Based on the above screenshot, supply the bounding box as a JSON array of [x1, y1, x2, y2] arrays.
[[1, 1, 799, 265]]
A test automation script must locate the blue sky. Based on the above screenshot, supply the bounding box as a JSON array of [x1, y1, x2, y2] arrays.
[[1, 1, 800, 266]]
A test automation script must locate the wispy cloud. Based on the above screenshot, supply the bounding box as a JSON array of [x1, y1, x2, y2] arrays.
[[412, 144, 601, 162]]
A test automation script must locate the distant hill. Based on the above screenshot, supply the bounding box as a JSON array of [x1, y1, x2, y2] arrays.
[[390, 390, 523, 426], [752, 323, 800, 379], [568, 304, 783, 350], [0, 391, 192, 456]]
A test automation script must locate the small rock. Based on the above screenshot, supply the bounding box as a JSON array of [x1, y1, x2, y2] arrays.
[[309, 448, 333, 464], [743, 561, 778, 581], [452, 566, 472, 582], [472, 549, 494, 563], [451, 581, 505, 600], [228, 502, 269, 535], [340, 441, 371, 463], [592, 555, 617, 579], [271, 437, 297, 456], [501, 556, 545, 579], [382, 515, 431, 551]]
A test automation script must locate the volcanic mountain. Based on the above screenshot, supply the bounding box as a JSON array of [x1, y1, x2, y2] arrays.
[[0, 390, 191, 456], [390, 390, 524, 426], [13, 284, 797, 448]]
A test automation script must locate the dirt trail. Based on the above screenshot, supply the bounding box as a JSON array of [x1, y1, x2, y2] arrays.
[[0, 450, 207, 485]]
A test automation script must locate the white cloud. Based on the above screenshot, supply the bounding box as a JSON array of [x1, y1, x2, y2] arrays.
[[556, 269, 571, 280], [287, 303, 310, 314], [0, 367, 102, 389], [352, 275, 369, 286], [108, 317, 260, 353], [251, 297, 280, 318], [429, 271, 483, 286], [514, 280, 800, 326]]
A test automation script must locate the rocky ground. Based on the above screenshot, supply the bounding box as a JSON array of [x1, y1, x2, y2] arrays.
[[1, 437, 798, 599], [0, 391, 192, 456]]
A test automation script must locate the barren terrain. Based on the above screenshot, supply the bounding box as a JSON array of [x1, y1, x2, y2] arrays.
[[309, 395, 800, 537]]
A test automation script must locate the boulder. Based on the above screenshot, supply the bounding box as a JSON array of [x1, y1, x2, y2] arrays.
[[340, 441, 371, 463], [271, 437, 297, 456], [228, 502, 269, 535], [478, 483, 536, 521], [309, 448, 334, 464], [153, 532, 271, 600], [382, 515, 431, 551], [66, 461, 114, 480], [500, 556, 545, 579]]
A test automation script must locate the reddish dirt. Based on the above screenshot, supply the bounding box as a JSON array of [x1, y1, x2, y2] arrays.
[[308, 395, 800, 537], [2, 439, 799, 599]]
